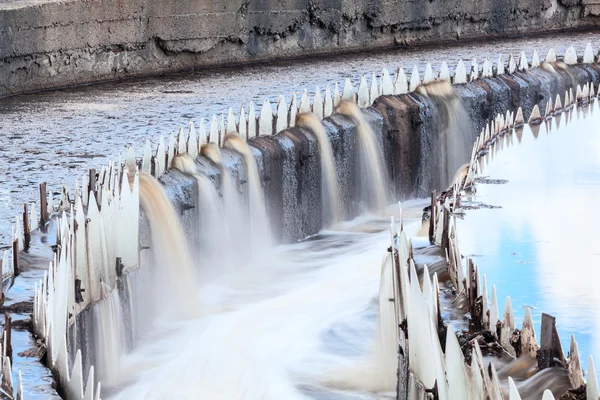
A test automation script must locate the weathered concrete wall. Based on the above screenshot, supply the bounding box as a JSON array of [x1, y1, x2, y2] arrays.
[[2, 0, 600, 97]]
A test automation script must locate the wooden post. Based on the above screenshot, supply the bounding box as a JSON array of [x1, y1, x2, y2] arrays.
[[537, 313, 567, 370], [22, 204, 30, 251], [88, 168, 96, 201], [39, 183, 49, 225], [4, 312, 12, 362], [429, 190, 437, 244], [11, 240, 19, 278]]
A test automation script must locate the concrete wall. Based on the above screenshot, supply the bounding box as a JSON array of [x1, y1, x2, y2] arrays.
[[2, 0, 600, 97]]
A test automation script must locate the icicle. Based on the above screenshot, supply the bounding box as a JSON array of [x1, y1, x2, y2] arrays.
[[333, 81, 341, 106], [324, 85, 333, 117], [381, 68, 394, 95], [518, 51, 529, 71], [369, 71, 379, 104], [288, 94, 297, 129], [514, 107, 525, 127], [313, 87, 324, 120], [342, 77, 355, 102], [470, 58, 479, 81], [357, 75, 370, 108], [454, 60, 467, 84], [248, 102, 257, 138], [409, 65, 421, 91], [423, 63, 434, 84], [497, 54, 505, 75], [198, 118, 208, 145], [564, 45, 577, 65], [177, 126, 186, 154], [508, 54, 517, 74], [394, 67, 408, 94], [439, 61, 451, 82], [187, 121, 198, 158], [528, 104, 542, 124], [276, 95, 288, 133], [546, 48, 557, 63], [258, 98, 274, 136], [226, 107, 237, 135], [238, 106, 247, 139], [532, 50, 541, 68], [299, 89, 311, 113]]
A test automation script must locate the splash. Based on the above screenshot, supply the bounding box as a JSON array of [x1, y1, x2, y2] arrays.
[[296, 113, 342, 225], [335, 101, 388, 215], [223, 134, 272, 255], [139, 172, 202, 319], [416, 81, 471, 189]]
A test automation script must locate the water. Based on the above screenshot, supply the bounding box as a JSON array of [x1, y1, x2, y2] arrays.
[[457, 102, 600, 371], [2, 31, 600, 249], [416, 81, 471, 189], [223, 134, 273, 255], [138, 172, 202, 320], [296, 113, 342, 225], [335, 101, 388, 214], [106, 202, 427, 400]]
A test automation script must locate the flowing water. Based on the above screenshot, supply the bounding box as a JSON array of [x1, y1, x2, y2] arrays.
[[2, 32, 600, 249], [336, 101, 388, 214], [296, 113, 342, 225], [457, 102, 600, 370], [106, 201, 427, 400]]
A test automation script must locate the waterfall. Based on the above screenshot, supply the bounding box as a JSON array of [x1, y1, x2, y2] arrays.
[[335, 101, 388, 215], [296, 112, 342, 226], [222, 134, 272, 255], [171, 154, 232, 274], [139, 172, 202, 319], [416, 81, 471, 189]]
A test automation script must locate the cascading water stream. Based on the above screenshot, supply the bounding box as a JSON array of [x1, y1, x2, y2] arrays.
[[138, 172, 202, 319], [335, 101, 388, 215], [416, 81, 471, 189], [296, 113, 342, 226], [222, 134, 273, 256]]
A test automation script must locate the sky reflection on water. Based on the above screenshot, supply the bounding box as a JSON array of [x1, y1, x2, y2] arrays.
[[457, 102, 600, 371]]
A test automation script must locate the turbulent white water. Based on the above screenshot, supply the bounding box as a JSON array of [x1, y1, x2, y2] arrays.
[[108, 202, 427, 400]]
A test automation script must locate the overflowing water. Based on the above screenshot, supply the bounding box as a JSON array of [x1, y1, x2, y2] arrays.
[[296, 113, 342, 225], [457, 102, 600, 370], [138, 172, 202, 320], [223, 134, 273, 256], [336, 101, 388, 214], [416, 81, 471, 189]]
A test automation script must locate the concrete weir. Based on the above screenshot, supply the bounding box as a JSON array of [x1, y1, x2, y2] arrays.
[[19, 48, 600, 399]]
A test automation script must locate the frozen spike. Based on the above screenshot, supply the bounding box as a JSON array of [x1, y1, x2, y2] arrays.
[[497, 54, 505, 75], [545, 99, 553, 119], [2, 355, 12, 392], [490, 285, 499, 334], [588, 356, 599, 400], [276, 95, 288, 133], [30, 202, 39, 231], [342, 78, 355, 102], [565, 89, 572, 108], [505, 110, 512, 129], [555, 93, 563, 112], [289, 94, 297, 129], [95, 381, 101, 400], [333, 81, 341, 106], [209, 114, 219, 144], [445, 328, 470, 399], [481, 274, 489, 329], [69, 349, 84, 398], [564, 45, 577, 65], [381, 68, 394, 95], [313, 87, 324, 120], [394, 67, 408, 94], [155, 135, 166, 176], [454, 60, 467, 84], [520, 307, 539, 358], [177, 126, 186, 154], [248, 102, 257, 138], [258, 98, 274, 136], [542, 390, 555, 400], [546, 48, 557, 63], [470, 58, 479, 81], [568, 335, 585, 388], [409, 65, 421, 91], [142, 140, 152, 174], [576, 85, 583, 103], [584, 43, 594, 63], [357, 75, 370, 108], [570, 87, 575, 107], [508, 54, 517, 74], [423, 63, 434, 84], [482, 58, 492, 78], [167, 132, 175, 166], [532, 50, 541, 68], [125, 146, 136, 172], [528, 104, 542, 124], [508, 377, 522, 400], [514, 107, 525, 127], [369, 71, 379, 105], [501, 296, 516, 356], [16, 370, 22, 400], [226, 107, 237, 135], [439, 61, 451, 82], [198, 118, 207, 145], [84, 365, 95, 400], [187, 121, 198, 158], [518, 51, 529, 71], [591, 83, 597, 99], [324, 84, 333, 117], [299, 89, 311, 113], [583, 83, 590, 102]]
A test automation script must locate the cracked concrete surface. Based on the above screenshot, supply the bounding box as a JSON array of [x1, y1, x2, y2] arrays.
[[0, 0, 599, 96]]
